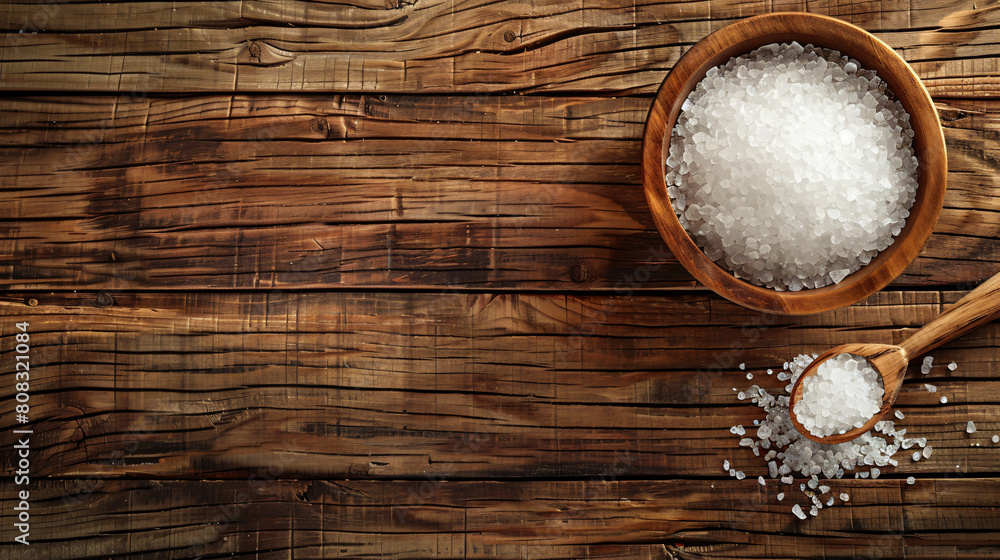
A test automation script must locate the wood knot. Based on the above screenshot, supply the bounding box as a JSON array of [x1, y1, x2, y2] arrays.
[[570, 264, 589, 283], [248, 41, 262, 59], [311, 117, 330, 135], [503, 30, 517, 43], [26, 298, 38, 307], [96, 293, 114, 307]]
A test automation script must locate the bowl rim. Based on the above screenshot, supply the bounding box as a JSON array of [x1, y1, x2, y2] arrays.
[[641, 12, 948, 315]]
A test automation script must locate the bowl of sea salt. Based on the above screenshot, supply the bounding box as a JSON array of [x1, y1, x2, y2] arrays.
[[642, 13, 947, 314]]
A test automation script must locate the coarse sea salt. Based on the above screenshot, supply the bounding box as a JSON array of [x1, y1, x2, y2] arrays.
[[729, 354, 927, 520], [793, 353, 884, 438], [921, 356, 934, 374], [666, 42, 918, 291]]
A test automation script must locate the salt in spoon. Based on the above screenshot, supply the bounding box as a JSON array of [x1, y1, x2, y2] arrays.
[[789, 271, 1000, 444]]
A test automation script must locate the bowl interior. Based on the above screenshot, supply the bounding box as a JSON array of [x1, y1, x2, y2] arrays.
[[641, 13, 947, 315]]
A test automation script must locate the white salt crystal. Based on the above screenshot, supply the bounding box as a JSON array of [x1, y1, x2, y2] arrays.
[[840, 493, 850, 502], [747, 373, 754, 379], [992, 435, 999, 443], [895, 410, 905, 420], [759, 475, 766, 485], [967, 421, 976, 434], [809, 506, 819, 517], [739, 363, 746, 370], [735, 471, 746, 480], [793, 353, 884, 438], [792, 504, 807, 519], [940, 396, 948, 404], [948, 362, 957, 371], [731, 353, 933, 521], [912, 451, 921, 461], [777, 492, 785, 501], [922, 445, 932, 458], [723, 459, 730, 471], [906, 476, 915, 485], [667, 43, 918, 291], [921, 356, 933, 374], [925, 383, 937, 393], [826, 496, 835, 506]]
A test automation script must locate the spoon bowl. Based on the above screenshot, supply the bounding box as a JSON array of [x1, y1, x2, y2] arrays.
[[789, 343, 907, 444], [789, 270, 1000, 444]]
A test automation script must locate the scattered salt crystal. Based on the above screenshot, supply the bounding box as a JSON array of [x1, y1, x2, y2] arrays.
[[740, 363, 746, 370], [747, 373, 754, 380], [735, 471, 746, 480], [768, 369, 773, 375], [759, 475, 766, 485], [793, 354, 884, 438], [777, 492, 785, 501], [731, 353, 933, 521], [667, 43, 918, 291], [792, 504, 807, 520], [906, 476, 915, 485], [993, 435, 999, 443], [922, 445, 933, 459], [730, 425, 746, 436], [967, 421, 976, 434], [940, 396, 948, 404], [921, 356, 933, 374], [723, 460, 730, 471], [840, 493, 850, 502], [912, 451, 921, 462], [729, 469, 736, 476], [809, 506, 819, 517], [925, 383, 937, 393], [895, 410, 905, 420], [826, 496, 835, 506], [948, 362, 958, 371]]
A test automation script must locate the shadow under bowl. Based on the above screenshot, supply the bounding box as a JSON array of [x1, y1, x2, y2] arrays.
[[641, 12, 947, 315]]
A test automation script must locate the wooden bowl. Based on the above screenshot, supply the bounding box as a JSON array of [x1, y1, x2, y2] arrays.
[[641, 13, 947, 315]]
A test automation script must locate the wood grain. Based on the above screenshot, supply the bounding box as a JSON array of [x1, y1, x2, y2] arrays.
[[2, 290, 997, 480], [2, 95, 999, 291], [1, 1, 999, 95], [2, 478, 999, 559]]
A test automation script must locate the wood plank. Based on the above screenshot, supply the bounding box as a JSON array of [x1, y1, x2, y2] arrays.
[[2, 478, 999, 559], [2, 95, 999, 291], [2, 290, 997, 480], [1, 1, 999, 94]]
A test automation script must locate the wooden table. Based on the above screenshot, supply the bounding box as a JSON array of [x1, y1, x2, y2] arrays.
[[2, 1, 999, 558]]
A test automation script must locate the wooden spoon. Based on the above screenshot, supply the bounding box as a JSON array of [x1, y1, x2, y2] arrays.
[[789, 271, 1000, 444]]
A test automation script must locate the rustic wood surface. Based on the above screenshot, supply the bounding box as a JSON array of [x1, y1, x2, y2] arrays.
[[2, 1, 1000, 558]]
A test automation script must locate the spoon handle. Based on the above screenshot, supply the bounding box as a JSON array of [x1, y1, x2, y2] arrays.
[[899, 270, 1000, 358]]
